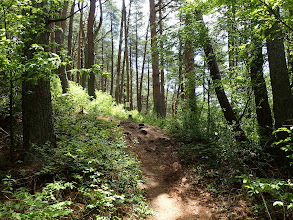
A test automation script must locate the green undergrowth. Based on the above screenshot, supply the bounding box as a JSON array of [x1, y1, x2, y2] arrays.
[[0, 77, 151, 219]]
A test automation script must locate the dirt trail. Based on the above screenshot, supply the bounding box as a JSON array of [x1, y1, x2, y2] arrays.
[[118, 120, 217, 220]]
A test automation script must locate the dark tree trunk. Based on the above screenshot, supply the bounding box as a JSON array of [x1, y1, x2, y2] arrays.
[[266, 20, 293, 129], [87, 0, 96, 98], [22, 1, 56, 154], [150, 0, 164, 117], [250, 38, 273, 140], [195, 11, 247, 142]]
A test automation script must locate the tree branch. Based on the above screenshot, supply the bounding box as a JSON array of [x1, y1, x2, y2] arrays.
[[260, 0, 293, 32], [94, 0, 103, 39], [48, 4, 87, 24]]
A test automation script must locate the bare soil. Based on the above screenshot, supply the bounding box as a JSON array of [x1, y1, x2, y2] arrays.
[[115, 119, 253, 220]]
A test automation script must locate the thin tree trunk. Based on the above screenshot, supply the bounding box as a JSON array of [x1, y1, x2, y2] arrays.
[[110, 10, 115, 96], [115, 0, 125, 103], [135, 12, 139, 110], [67, 0, 75, 80], [77, 0, 84, 84], [159, 0, 166, 116], [138, 24, 149, 112], [130, 43, 134, 110], [55, 4, 69, 93], [146, 59, 150, 112]]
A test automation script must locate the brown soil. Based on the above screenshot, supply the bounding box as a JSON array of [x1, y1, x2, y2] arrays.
[[114, 119, 253, 220]]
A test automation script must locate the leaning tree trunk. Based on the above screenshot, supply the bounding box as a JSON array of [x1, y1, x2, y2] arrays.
[[22, 1, 56, 156], [138, 24, 149, 112], [195, 11, 247, 142]]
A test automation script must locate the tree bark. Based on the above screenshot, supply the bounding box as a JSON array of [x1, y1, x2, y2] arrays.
[[150, 0, 164, 117], [138, 24, 149, 112], [184, 14, 196, 112], [67, 0, 75, 80], [110, 9, 114, 96], [195, 11, 247, 142], [22, 1, 56, 154], [159, 0, 166, 116], [87, 0, 96, 98], [266, 19, 293, 129], [250, 37, 273, 140], [77, 0, 84, 84], [55, 4, 69, 93], [115, 0, 125, 103]]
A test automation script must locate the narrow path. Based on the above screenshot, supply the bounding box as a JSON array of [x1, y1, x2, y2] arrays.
[[119, 120, 215, 220]]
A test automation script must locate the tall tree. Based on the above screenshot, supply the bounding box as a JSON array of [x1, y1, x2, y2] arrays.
[[194, 10, 247, 142], [55, 2, 70, 93], [158, 0, 166, 116], [87, 0, 96, 98], [184, 13, 197, 113], [138, 24, 149, 112], [115, 0, 125, 103], [266, 12, 293, 129], [67, 0, 75, 81], [249, 36, 273, 141], [22, 0, 56, 154], [149, 0, 164, 117]]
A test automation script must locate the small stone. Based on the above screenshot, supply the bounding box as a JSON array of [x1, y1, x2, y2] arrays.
[[140, 129, 148, 135]]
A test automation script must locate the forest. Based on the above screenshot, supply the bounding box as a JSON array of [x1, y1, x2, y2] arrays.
[[0, 0, 293, 219]]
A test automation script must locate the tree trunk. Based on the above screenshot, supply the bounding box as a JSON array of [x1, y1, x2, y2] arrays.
[[250, 37, 273, 140], [130, 43, 134, 110], [67, 0, 75, 80], [146, 60, 150, 112], [55, 5, 69, 93], [115, 0, 125, 103], [22, 1, 56, 154], [110, 10, 114, 96], [195, 11, 247, 142], [150, 0, 164, 117], [266, 19, 293, 129], [138, 24, 149, 112], [159, 0, 166, 116], [87, 0, 96, 98], [135, 12, 139, 110], [77, 0, 84, 84], [184, 15, 196, 112]]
